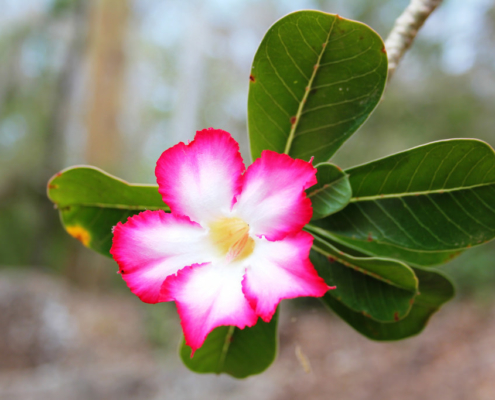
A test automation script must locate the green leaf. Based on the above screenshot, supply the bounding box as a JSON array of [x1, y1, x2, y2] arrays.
[[47, 166, 168, 257], [308, 163, 352, 220], [310, 234, 418, 322], [248, 10, 387, 163], [321, 268, 454, 340], [312, 139, 495, 265], [307, 226, 463, 267], [180, 311, 278, 379]]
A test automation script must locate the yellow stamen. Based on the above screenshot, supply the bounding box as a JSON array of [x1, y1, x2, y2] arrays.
[[209, 217, 255, 262]]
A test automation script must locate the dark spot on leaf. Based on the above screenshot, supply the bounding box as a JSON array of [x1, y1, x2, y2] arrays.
[[290, 116, 297, 124], [328, 256, 335, 263], [322, 43, 326, 48], [359, 36, 364, 40], [410, 298, 415, 305], [362, 311, 371, 318], [305, 86, 309, 91], [249, 74, 255, 82], [56, 172, 62, 177], [367, 232, 373, 242], [381, 46, 387, 54], [313, 64, 319, 70], [48, 183, 58, 189], [394, 312, 400, 321], [337, 14, 342, 20], [229, 336, 234, 343]]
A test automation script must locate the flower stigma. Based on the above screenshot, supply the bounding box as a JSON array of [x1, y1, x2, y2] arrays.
[[209, 217, 255, 262]]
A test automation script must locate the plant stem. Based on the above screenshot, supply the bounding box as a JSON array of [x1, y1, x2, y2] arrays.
[[385, 0, 443, 80]]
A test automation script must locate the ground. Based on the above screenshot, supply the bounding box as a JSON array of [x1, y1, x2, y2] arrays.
[[0, 270, 494, 400]]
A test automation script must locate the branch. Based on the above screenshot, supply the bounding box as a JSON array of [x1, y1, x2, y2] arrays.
[[385, 0, 443, 80]]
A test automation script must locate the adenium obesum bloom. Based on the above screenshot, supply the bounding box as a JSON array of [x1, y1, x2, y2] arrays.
[[110, 128, 332, 354]]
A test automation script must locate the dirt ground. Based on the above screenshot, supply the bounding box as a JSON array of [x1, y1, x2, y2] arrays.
[[0, 270, 494, 400]]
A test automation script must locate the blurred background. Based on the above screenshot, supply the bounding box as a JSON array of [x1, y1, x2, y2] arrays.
[[1, 0, 495, 398]]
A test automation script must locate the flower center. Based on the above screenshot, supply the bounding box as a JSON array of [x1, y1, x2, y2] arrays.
[[209, 217, 255, 262]]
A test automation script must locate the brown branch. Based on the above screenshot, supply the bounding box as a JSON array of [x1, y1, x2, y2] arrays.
[[385, 0, 443, 80]]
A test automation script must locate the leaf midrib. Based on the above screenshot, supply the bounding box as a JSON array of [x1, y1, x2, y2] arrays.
[[217, 326, 235, 372], [307, 175, 348, 198], [283, 16, 338, 155], [58, 202, 170, 211], [311, 236, 417, 293], [350, 180, 495, 202], [306, 224, 467, 255]]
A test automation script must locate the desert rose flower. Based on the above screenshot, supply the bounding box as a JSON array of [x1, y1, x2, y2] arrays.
[[110, 128, 332, 354]]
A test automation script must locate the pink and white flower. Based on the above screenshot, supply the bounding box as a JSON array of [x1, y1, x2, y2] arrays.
[[111, 128, 331, 354]]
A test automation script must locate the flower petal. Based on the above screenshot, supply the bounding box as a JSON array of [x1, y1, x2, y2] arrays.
[[111, 210, 214, 304], [156, 128, 245, 226], [242, 231, 330, 322], [233, 150, 316, 240], [161, 262, 258, 354]]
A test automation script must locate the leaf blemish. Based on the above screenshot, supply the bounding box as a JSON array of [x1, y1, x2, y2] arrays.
[[66, 225, 91, 247], [290, 116, 297, 124], [394, 312, 400, 321], [381, 46, 387, 53], [48, 183, 58, 189], [328, 256, 335, 263], [367, 232, 373, 242], [249, 74, 255, 82]]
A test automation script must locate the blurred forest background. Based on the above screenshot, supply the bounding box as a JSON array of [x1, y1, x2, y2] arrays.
[[1, 0, 495, 399]]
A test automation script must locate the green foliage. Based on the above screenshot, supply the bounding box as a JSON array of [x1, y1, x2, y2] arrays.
[[46, 10, 495, 378], [180, 312, 278, 378], [322, 268, 454, 340], [248, 11, 387, 163], [47, 166, 167, 257], [312, 139, 495, 265], [308, 163, 352, 220], [310, 235, 418, 322]]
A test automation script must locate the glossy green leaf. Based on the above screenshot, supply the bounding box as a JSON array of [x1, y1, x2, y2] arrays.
[[308, 163, 352, 220], [248, 10, 387, 163], [312, 139, 495, 265], [310, 234, 418, 322], [307, 226, 463, 267], [321, 268, 454, 340], [47, 166, 167, 257], [180, 311, 278, 378]]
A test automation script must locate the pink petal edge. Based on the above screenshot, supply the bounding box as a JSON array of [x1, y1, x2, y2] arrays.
[[111, 210, 213, 304], [160, 262, 258, 355], [242, 230, 331, 322], [155, 128, 245, 226], [233, 150, 317, 241]]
